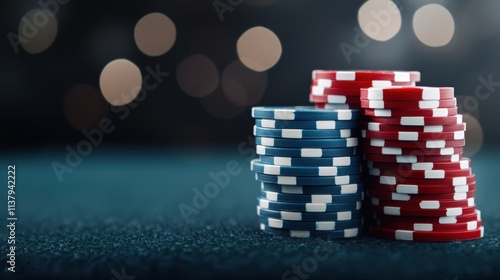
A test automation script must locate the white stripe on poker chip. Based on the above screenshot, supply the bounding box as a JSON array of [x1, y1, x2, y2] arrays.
[[373, 109, 391, 117], [394, 72, 411, 82], [305, 203, 327, 212], [397, 184, 418, 194], [333, 156, 351, 166], [316, 222, 336, 230], [452, 177, 467, 185], [367, 88, 383, 99], [440, 148, 454, 155], [457, 114, 463, 123], [382, 147, 402, 154], [340, 129, 352, 138], [256, 145, 266, 154], [317, 120, 336, 129], [411, 163, 433, 170], [372, 81, 393, 87], [392, 193, 410, 201], [425, 170, 445, 178], [316, 79, 332, 87], [467, 221, 478, 230], [370, 139, 385, 146], [424, 125, 443, 132], [455, 131, 465, 140], [414, 224, 433, 231], [447, 208, 462, 216], [368, 123, 380, 131], [267, 218, 284, 228], [361, 130, 366, 138], [263, 164, 280, 175], [312, 86, 324, 95], [302, 148, 322, 157], [282, 129, 302, 138], [318, 166, 339, 176], [281, 211, 302, 220], [338, 211, 353, 220], [455, 185, 470, 192], [342, 184, 360, 194], [384, 206, 401, 215], [327, 95, 347, 103], [398, 131, 419, 141], [419, 201, 440, 209], [311, 195, 334, 203], [467, 198, 475, 206], [396, 155, 417, 163], [379, 176, 396, 185], [260, 119, 275, 128], [371, 198, 380, 205], [335, 176, 350, 185], [401, 117, 424, 125], [368, 100, 384, 108], [337, 110, 353, 120], [433, 108, 450, 117], [454, 193, 467, 200], [273, 109, 295, 120], [272, 157, 291, 165], [425, 140, 445, 148], [259, 199, 270, 209], [260, 137, 275, 146], [460, 160, 469, 169], [336, 71, 355, 80], [439, 217, 457, 224], [290, 231, 311, 238], [395, 231, 414, 241], [277, 176, 297, 185], [369, 168, 380, 176], [451, 154, 460, 162], [422, 87, 440, 100], [345, 228, 359, 237], [265, 192, 279, 201]]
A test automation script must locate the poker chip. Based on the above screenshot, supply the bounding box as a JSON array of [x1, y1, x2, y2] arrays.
[[311, 70, 421, 82], [258, 155, 361, 167], [368, 226, 484, 241], [251, 159, 361, 176], [260, 223, 360, 239], [360, 87, 454, 100], [255, 173, 362, 186], [367, 167, 472, 179], [370, 197, 475, 209], [256, 137, 358, 148], [369, 115, 463, 126], [365, 189, 475, 201], [321, 103, 361, 109], [259, 216, 363, 231], [252, 106, 361, 120], [367, 174, 476, 186], [363, 153, 462, 163], [310, 94, 361, 104], [255, 119, 359, 129], [369, 204, 477, 217], [364, 108, 457, 117], [254, 126, 357, 139], [361, 130, 465, 141], [256, 145, 358, 157], [260, 183, 364, 195], [258, 197, 362, 212], [369, 183, 477, 195], [362, 138, 465, 149], [361, 98, 457, 110], [257, 206, 362, 221], [364, 122, 465, 132], [311, 86, 364, 96], [371, 210, 481, 224], [311, 79, 415, 88], [371, 219, 482, 232], [366, 159, 471, 170], [259, 190, 364, 203], [363, 146, 464, 156]]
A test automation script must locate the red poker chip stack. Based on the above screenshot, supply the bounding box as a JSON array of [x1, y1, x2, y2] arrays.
[[310, 70, 420, 109], [360, 86, 484, 241]]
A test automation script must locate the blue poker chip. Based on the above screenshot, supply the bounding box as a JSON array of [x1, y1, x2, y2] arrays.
[[255, 137, 358, 148], [257, 197, 361, 212], [260, 182, 364, 195], [255, 119, 359, 130], [256, 173, 362, 186], [259, 189, 364, 203], [257, 206, 362, 221], [260, 223, 360, 238], [259, 155, 361, 167], [254, 126, 357, 139], [256, 145, 358, 157], [252, 106, 361, 121], [251, 159, 361, 176], [258, 216, 363, 231]]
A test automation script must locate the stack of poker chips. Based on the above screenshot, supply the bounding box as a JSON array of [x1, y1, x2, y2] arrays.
[[309, 70, 420, 109], [251, 106, 364, 239], [360, 86, 484, 241]]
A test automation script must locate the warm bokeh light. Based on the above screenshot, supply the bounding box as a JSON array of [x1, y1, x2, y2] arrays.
[[413, 4, 455, 47], [221, 60, 268, 106], [99, 59, 142, 106], [176, 54, 219, 98], [237, 26, 282, 72], [200, 88, 245, 119], [463, 114, 483, 157], [19, 9, 58, 54], [134, 12, 176, 57], [358, 0, 401, 41], [64, 84, 108, 130]]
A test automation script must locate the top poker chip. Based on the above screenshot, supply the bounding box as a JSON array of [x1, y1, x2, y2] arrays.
[[312, 70, 421, 82], [252, 106, 361, 121]]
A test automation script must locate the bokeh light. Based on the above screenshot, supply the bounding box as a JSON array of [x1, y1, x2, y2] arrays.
[[221, 60, 268, 106], [413, 4, 455, 47], [64, 84, 108, 130], [463, 114, 483, 157], [357, 0, 401, 41], [237, 26, 282, 72], [176, 54, 219, 98], [200, 88, 245, 119], [99, 59, 142, 106], [134, 12, 176, 57], [18, 9, 58, 54]]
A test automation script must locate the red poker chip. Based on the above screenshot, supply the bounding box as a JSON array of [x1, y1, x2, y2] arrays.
[[366, 189, 476, 201], [369, 219, 482, 232], [369, 115, 463, 126], [371, 210, 481, 224], [311, 86, 362, 96], [363, 122, 466, 133], [364, 108, 458, 117], [363, 153, 462, 163], [312, 70, 421, 82], [360, 87, 454, 101], [362, 138, 465, 149], [367, 174, 476, 186], [362, 129, 465, 141], [369, 226, 484, 241], [370, 197, 476, 209], [360, 98, 457, 109], [363, 146, 464, 156], [311, 79, 415, 88], [366, 158, 471, 170], [369, 204, 477, 217], [368, 167, 472, 179], [368, 182, 477, 194], [309, 94, 361, 104]]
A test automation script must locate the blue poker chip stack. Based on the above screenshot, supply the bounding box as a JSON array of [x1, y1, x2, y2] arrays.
[[251, 106, 364, 239]]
